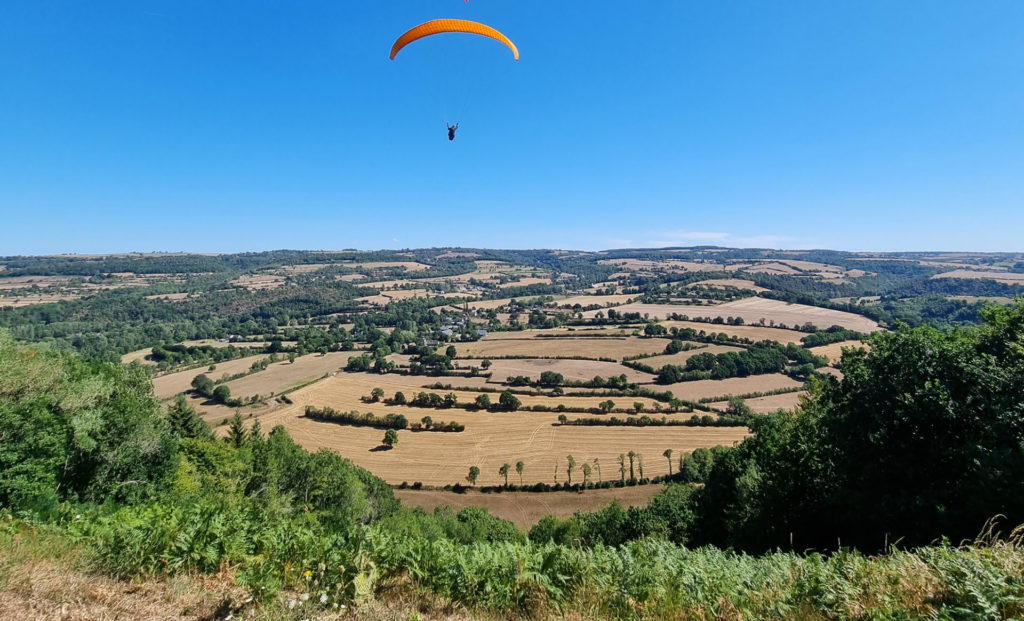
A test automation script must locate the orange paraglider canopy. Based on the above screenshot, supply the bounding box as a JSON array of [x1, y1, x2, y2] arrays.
[[390, 19, 519, 61]]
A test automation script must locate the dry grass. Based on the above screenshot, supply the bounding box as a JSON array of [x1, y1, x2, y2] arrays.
[[0, 554, 244, 621], [254, 373, 749, 486], [448, 336, 667, 361], [395, 486, 664, 528], [597, 259, 723, 272]]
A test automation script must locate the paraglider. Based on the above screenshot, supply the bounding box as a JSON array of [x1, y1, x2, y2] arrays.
[[391, 19, 518, 140], [390, 19, 519, 61]]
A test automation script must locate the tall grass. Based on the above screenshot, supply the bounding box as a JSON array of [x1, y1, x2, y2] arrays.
[[10, 504, 1024, 619]]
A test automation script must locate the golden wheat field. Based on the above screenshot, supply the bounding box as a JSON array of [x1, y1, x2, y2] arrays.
[[256, 382, 749, 486]]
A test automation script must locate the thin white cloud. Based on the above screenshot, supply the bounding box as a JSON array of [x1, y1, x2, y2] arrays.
[[641, 230, 799, 249]]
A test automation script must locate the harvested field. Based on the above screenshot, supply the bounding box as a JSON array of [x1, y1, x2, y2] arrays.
[[152, 354, 270, 399], [727, 261, 800, 275], [708, 391, 805, 414], [498, 277, 552, 288], [257, 376, 749, 486], [459, 358, 654, 384], [448, 336, 668, 360], [0, 275, 73, 290], [659, 320, 809, 344], [661, 374, 804, 402], [222, 352, 352, 399], [692, 278, 767, 292], [230, 273, 285, 290], [345, 261, 429, 271], [809, 339, 869, 365], [555, 294, 637, 307], [395, 486, 664, 528], [142, 292, 190, 301], [121, 347, 157, 365], [337, 273, 367, 281], [932, 269, 1024, 286], [597, 258, 723, 272], [639, 344, 747, 370], [0, 293, 82, 307], [589, 299, 880, 332], [478, 326, 639, 340]]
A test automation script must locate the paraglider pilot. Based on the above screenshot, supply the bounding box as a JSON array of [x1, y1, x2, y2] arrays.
[[447, 122, 459, 141]]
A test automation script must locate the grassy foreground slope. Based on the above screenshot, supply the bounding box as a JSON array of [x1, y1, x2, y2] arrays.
[[2, 298, 1024, 619]]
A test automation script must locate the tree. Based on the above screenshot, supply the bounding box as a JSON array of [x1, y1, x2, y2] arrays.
[[725, 396, 752, 418], [445, 345, 458, 359], [499, 390, 521, 412], [443, 393, 457, 408], [628, 451, 636, 483], [618, 454, 627, 485], [227, 412, 247, 448], [475, 393, 491, 410], [593, 458, 602, 482], [393, 391, 407, 405], [370, 387, 385, 402], [516, 460, 524, 485], [599, 400, 615, 413], [467, 466, 480, 486], [383, 429, 398, 448], [190, 373, 214, 398], [499, 463, 510, 487], [481, 359, 492, 370], [663, 448, 674, 476], [634, 402, 644, 414], [212, 384, 232, 405], [539, 371, 564, 387], [567, 455, 576, 486], [288, 353, 297, 364], [558, 414, 568, 424], [582, 463, 592, 488], [637, 453, 645, 480], [167, 394, 213, 440], [421, 416, 433, 429]]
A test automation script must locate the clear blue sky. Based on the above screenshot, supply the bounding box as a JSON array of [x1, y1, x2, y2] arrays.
[[2, 1, 1023, 254]]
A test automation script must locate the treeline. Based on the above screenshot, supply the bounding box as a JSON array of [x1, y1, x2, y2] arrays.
[[800, 325, 863, 347], [558, 413, 750, 428], [656, 341, 825, 383], [303, 406, 465, 432]]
